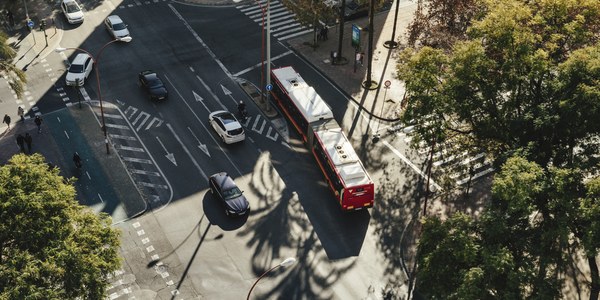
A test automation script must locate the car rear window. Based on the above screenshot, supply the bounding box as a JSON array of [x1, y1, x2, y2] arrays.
[[228, 128, 244, 136]]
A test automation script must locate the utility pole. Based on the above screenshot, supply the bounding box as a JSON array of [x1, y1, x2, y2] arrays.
[[265, 0, 271, 110]]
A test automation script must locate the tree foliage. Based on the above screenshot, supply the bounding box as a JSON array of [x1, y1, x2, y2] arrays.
[[416, 156, 600, 299], [398, 0, 600, 170], [281, 0, 337, 41], [0, 31, 27, 98], [0, 154, 121, 299], [407, 0, 487, 49]]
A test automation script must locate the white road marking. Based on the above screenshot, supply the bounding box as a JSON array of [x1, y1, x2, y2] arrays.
[[382, 140, 442, 191]]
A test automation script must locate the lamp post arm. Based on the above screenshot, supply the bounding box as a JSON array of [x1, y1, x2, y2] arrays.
[[246, 264, 280, 300]]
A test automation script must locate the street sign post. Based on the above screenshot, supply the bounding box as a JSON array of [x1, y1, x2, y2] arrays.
[[351, 24, 361, 50], [266, 84, 272, 91]]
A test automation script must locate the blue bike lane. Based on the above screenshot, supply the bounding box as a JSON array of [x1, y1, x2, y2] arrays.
[[40, 105, 146, 223]]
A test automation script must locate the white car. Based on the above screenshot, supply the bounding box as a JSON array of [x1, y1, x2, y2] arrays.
[[104, 15, 131, 41], [61, 0, 84, 24], [209, 111, 245, 144], [65, 53, 93, 86]]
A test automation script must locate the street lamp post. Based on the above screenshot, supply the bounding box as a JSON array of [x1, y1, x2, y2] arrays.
[[55, 37, 132, 155], [246, 257, 296, 300], [254, 0, 266, 104]]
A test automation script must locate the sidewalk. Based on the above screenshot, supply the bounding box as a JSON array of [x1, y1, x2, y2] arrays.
[[0, 103, 145, 223], [286, 1, 418, 123], [1, 0, 64, 132]]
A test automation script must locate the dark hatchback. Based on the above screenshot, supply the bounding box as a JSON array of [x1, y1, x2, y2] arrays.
[[138, 70, 168, 101], [208, 172, 250, 216]]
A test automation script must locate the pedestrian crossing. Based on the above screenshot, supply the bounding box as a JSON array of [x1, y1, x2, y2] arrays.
[[389, 123, 494, 187], [236, 0, 313, 41]]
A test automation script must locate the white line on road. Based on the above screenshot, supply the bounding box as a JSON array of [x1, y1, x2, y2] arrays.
[[109, 134, 137, 141], [123, 157, 153, 164], [234, 50, 293, 77], [130, 169, 161, 177], [166, 123, 207, 181], [382, 140, 442, 192], [117, 145, 145, 152], [138, 182, 169, 189]]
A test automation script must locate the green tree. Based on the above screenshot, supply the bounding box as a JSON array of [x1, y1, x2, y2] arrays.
[[417, 156, 600, 299], [398, 0, 600, 170], [0, 31, 27, 98], [0, 154, 121, 299], [407, 0, 487, 49], [281, 0, 337, 46]]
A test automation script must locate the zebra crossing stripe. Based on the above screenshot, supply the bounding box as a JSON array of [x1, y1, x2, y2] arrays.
[[456, 167, 494, 185], [117, 145, 145, 152], [105, 123, 131, 130], [275, 28, 313, 40], [123, 157, 153, 164], [109, 134, 137, 141], [270, 13, 297, 24], [131, 169, 161, 177]]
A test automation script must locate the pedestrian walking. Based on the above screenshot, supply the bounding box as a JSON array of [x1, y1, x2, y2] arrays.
[[16, 134, 25, 153], [17, 106, 24, 122], [34, 116, 42, 133], [322, 26, 328, 40], [73, 152, 82, 168], [355, 52, 362, 66], [359, 52, 364, 66], [3, 114, 11, 130], [24, 133, 32, 153]]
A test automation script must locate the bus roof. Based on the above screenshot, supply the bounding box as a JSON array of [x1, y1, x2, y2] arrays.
[[272, 67, 334, 123], [315, 127, 372, 187]]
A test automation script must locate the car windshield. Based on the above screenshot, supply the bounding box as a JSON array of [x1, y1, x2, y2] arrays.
[[69, 64, 84, 73], [223, 187, 242, 200], [112, 22, 126, 30], [66, 2, 81, 13]]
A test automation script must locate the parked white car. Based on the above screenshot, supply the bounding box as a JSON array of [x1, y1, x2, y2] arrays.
[[105, 15, 131, 41], [209, 111, 245, 144], [66, 53, 93, 86], [61, 0, 84, 24]]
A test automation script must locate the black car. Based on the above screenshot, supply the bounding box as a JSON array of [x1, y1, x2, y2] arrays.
[[138, 70, 168, 101], [344, 0, 368, 20], [208, 172, 250, 216]]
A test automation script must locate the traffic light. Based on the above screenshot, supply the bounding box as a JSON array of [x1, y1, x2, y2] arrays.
[[40, 19, 46, 31]]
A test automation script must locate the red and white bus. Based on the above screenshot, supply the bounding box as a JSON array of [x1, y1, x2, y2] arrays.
[[270, 66, 374, 211]]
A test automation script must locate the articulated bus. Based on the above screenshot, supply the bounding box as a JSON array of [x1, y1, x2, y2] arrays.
[[270, 66, 374, 211]]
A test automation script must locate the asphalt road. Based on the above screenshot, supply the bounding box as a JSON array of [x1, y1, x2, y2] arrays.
[[13, 0, 425, 298]]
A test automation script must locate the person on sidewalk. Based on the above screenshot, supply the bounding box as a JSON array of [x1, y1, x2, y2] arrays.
[[34, 115, 42, 133], [3, 114, 11, 130], [16, 134, 25, 153], [322, 26, 328, 40], [24, 133, 33, 153], [18, 106, 24, 122]]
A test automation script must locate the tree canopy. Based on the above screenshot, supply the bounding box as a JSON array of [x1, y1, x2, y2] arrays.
[[398, 0, 600, 170], [416, 156, 600, 299], [401, 0, 600, 297], [0, 154, 121, 299]]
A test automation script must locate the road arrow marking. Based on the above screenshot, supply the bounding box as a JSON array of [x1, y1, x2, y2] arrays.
[[116, 99, 125, 106], [221, 84, 239, 107], [196, 75, 227, 110], [187, 126, 210, 157], [156, 136, 177, 166], [193, 91, 210, 112]]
